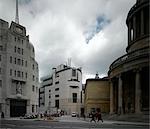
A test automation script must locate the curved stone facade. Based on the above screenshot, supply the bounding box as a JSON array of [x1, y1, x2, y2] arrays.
[[108, 0, 149, 115], [0, 20, 39, 117]]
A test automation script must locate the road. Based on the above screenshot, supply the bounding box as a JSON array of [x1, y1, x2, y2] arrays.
[[0, 115, 149, 129]]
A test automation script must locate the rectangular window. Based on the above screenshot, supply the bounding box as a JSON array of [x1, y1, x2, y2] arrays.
[[72, 69, 76, 77], [0, 45, 3, 51], [22, 60, 24, 66], [33, 75, 35, 81], [17, 71, 21, 77], [22, 72, 24, 78], [14, 46, 16, 52], [10, 69, 12, 76], [32, 64, 34, 70], [0, 68, 2, 74], [32, 85, 35, 92], [36, 87, 38, 93], [14, 58, 16, 64], [26, 72, 27, 79], [14, 70, 16, 77], [55, 95, 59, 97], [72, 93, 77, 103], [17, 48, 21, 54], [22, 49, 23, 55], [17, 59, 21, 65], [0, 80, 2, 87], [55, 88, 59, 91], [10, 56, 12, 63], [0, 55, 1, 61], [55, 100, 59, 108], [25, 61, 27, 67]]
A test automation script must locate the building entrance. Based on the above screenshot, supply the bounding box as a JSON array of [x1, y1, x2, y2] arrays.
[[10, 99, 27, 117]]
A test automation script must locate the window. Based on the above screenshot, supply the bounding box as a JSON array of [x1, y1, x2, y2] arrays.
[[32, 64, 34, 70], [72, 93, 77, 103], [15, 37, 17, 42], [25, 61, 27, 67], [55, 88, 59, 91], [0, 103, 2, 112], [49, 90, 51, 92], [32, 85, 35, 92], [0, 80, 2, 87], [55, 81, 59, 84], [14, 58, 16, 64], [22, 72, 24, 78], [14, 70, 16, 77], [0, 68, 2, 74], [0, 55, 1, 61], [131, 29, 134, 41], [22, 49, 24, 55], [26, 72, 27, 79], [10, 69, 12, 76], [72, 69, 76, 77], [36, 87, 38, 93], [0, 45, 3, 51], [17, 59, 21, 65], [10, 56, 12, 63], [17, 48, 21, 54], [22, 60, 24, 66], [55, 100, 59, 108], [55, 95, 59, 97], [33, 75, 35, 81], [17, 71, 21, 77], [14, 46, 16, 52]]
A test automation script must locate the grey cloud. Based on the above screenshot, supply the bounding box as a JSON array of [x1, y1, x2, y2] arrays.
[[0, 0, 136, 83]]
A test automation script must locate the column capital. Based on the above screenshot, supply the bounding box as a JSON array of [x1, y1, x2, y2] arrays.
[[133, 68, 142, 73]]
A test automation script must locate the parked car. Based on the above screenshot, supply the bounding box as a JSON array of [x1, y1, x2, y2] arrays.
[[71, 112, 77, 117]]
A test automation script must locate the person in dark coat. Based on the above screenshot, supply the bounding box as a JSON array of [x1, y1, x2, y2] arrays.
[[96, 111, 103, 122], [90, 112, 96, 123]]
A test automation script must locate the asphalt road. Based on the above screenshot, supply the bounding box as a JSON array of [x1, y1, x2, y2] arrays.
[[0, 116, 149, 129]]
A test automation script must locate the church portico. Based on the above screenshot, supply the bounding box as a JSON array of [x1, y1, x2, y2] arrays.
[[109, 65, 149, 115]]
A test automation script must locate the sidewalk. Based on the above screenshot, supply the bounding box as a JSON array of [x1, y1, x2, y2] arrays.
[[1, 116, 149, 127], [79, 117, 149, 126]]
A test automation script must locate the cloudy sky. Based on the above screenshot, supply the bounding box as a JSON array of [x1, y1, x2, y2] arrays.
[[0, 0, 136, 83]]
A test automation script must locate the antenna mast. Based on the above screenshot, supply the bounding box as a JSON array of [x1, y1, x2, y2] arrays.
[[15, 0, 19, 24]]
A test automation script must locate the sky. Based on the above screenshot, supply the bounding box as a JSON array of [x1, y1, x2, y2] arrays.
[[0, 0, 136, 83]]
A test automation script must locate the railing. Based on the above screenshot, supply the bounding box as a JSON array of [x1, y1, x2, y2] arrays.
[[109, 47, 150, 71]]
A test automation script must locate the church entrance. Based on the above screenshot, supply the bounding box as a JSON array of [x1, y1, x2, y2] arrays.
[[10, 99, 27, 117]]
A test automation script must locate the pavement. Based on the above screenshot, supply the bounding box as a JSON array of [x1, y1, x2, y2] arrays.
[[1, 115, 149, 127]]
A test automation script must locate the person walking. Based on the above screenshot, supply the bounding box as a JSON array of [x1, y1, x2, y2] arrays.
[[97, 111, 103, 123], [90, 112, 96, 123]]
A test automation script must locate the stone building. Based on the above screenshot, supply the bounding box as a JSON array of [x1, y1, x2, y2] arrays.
[[84, 76, 110, 115], [0, 0, 39, 117], [39, 64, 82, 115], [108, 0, 149, 115]]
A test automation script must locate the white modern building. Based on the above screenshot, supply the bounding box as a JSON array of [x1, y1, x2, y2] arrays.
[[0, 0, 39, 117], [39, 64, 83, 115]]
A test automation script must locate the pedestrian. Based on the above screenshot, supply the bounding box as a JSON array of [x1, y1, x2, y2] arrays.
[[83, 114, 86, 120], [1, 112, 4, 118], [97, 111, 103, 123], [90, 112, 96, 123]]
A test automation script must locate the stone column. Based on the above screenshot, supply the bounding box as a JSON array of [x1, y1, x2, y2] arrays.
[[135, 69, 142, 114], [141, 9, 144, 35], [133, 16, 136, 40], [110, 81, 114, 114], [128, 21, 131, 42], [118, 75, 123, 114]]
